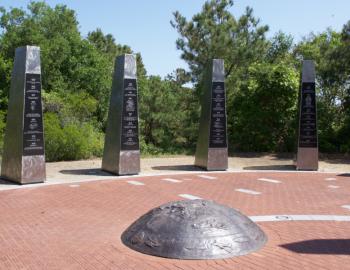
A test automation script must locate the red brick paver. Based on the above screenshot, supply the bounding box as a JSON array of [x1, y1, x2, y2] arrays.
[[0, 172, 350, 269]]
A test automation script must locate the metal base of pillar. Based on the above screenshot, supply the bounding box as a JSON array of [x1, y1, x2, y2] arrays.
[[195, 148, 228, 171], [296, 147, 318, 171], [102, 150, 140, 176]]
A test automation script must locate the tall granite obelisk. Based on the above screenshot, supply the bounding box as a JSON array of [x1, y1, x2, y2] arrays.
[[1, 46, 46, 184], [102, 54, 140, 175], [195, 59, 228, 170], [296, 60, 318, 170]]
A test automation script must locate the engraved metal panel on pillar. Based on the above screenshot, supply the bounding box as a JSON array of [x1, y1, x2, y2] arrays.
[[195, 59, 228, 170], [122, 200, 267, 259], [296, 60, 318, 170], [102, 54, 140, 175], [1, 46, 46, 184]]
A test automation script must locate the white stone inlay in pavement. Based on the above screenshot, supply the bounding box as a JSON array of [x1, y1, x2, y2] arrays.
[[162, 178, 182, 183], [197, 175, 217, 180], [257, 178, 281, 184], [178, 194, 202, 200], [325, 177, 336, 181], [250, 215, 350, 222], [328, 185, 340, 189], [342, 205, 350, 210], [69, 184, 80, 188], [235, 188, 261, 195], [127, 181, 145, 186]]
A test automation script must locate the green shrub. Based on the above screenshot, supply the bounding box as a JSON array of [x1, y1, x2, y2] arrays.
[[44, 113, 103, 161], [139, 136, 163, 156], [0, 111, 6, 155]]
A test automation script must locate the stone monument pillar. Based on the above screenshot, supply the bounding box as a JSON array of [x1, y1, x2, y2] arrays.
[[195, 59, 228, 170], [102, 54, 140, 175], [1, 46, 46, 184], [296, 60, 318, 170]]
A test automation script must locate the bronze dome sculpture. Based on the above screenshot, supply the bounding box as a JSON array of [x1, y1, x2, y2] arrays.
[[122, 199, 267, 259]]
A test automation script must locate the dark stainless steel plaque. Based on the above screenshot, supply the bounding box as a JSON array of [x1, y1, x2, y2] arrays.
[[121, 78, 139, 150], [23, 73, 44, 156], [209, 82, 227, 148], [299, 82, 317, 148]]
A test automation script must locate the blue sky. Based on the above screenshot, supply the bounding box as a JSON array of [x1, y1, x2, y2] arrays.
[[1, 1, 349, 77]]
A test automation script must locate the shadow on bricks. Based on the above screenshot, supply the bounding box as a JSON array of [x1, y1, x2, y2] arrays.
[[281, 239, 350, 255]]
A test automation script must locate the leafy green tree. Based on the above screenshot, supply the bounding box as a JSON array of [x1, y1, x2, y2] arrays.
[[267, 31, 294, 63], [88, 28, 130, 58], [171, 0, 269, 84], [0, 2, 118, 160], [0, 111, 5, 154], [88, 29, 147, 78], [172, 0, 299, 152], [0, 2, 112, 122], [230, 62, 299, 151], [1, 0, 349, 160], [294, 29, 346, 152], [331, 21, 350, 152], [138, 75, 198, 154]]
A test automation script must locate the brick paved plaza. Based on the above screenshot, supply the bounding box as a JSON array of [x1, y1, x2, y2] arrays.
[[0, 165, 349, 269]]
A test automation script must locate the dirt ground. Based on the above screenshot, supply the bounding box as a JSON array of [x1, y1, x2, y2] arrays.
[[0, 153, 349, 189], [45, 153, 350, 182]]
